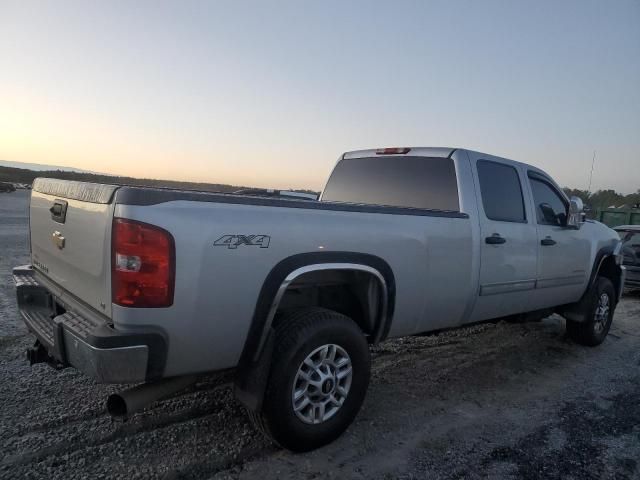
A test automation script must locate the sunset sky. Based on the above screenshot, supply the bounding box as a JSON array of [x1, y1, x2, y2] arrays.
[[1, 1, 638, 192]]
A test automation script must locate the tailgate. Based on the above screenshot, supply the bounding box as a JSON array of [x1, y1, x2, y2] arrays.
[[29, 178, 119, 317]]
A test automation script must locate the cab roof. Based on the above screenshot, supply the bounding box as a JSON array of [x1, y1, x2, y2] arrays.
[[342, 147, 549, 175]]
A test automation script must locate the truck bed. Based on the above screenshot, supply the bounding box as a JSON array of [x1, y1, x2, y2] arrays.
[[28, 177, 474, 377]]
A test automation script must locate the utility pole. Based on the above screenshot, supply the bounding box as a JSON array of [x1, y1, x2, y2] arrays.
[[587, 150, 596, 194]]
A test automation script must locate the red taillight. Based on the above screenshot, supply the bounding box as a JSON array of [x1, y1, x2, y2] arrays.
[[112, 218, 175, 308], [376, 147, 411, 155]]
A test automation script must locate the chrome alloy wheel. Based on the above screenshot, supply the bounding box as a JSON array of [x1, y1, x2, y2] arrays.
[[593, 292, 611, 334], [292, 344, 353, 425]]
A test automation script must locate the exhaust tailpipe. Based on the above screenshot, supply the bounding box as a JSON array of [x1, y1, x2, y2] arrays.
[[107, 375, 199, 418]]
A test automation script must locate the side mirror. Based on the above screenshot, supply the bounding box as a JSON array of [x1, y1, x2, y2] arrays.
[[567, 196, 585, 229]]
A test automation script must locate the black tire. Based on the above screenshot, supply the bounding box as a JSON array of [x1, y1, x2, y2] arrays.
[[250, 307, 370, 452], [566, 276, 616, 346]]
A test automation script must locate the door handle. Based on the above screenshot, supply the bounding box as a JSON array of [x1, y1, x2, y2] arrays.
[[541, 237, 556, 246], [485, 234, 506, 245], [50, 199, 68, 223]]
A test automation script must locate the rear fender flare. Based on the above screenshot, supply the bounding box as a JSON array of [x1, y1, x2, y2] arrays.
[[243, 252, 395, 363], [233, 252, 395, 412]]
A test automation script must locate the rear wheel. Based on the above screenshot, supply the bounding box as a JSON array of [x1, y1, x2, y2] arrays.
[[566, 276, 615, 346], [250, 308, 370, 452]]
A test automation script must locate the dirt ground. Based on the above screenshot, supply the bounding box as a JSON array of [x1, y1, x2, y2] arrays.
[[1, 190, 639, 480]]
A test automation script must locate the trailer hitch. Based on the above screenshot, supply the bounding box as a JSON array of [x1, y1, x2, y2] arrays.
[[25, 341, 65, 369]]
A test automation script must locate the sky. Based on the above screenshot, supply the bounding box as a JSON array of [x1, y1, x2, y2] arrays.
[[1, 0, 638, 192]]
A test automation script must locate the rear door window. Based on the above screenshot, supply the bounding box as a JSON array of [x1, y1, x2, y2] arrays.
[[321, 156, 459, 211], [476, 160, 526, 222]]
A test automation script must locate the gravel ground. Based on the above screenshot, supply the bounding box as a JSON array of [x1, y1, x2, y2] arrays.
[[1, 190, 639, 480]]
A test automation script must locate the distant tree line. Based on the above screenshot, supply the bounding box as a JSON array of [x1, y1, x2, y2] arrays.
[[0, 166, 318, 196], [563, 188, 640, 211], [0, 164, 634, 208]]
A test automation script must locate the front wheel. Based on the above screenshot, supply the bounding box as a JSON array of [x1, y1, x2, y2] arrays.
[[249, 308, 370, 452], [566, 276, 616, 346]]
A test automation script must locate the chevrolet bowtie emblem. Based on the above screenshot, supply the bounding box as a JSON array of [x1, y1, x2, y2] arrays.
[[52, 231, 66, 250]]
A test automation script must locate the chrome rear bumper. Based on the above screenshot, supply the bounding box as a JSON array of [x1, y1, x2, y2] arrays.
[[13, 265, 166, 384]]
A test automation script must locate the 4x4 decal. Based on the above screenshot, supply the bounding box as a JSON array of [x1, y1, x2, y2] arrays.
[[214, 234, 270, 249]]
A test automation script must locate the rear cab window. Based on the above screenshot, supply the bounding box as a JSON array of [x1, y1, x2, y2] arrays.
[[321, 156, 459, 211]]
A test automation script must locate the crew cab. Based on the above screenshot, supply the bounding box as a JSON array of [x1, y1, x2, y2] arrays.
[[13, 147, 625, 451]]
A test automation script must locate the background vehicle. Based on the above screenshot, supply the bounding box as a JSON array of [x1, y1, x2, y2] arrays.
[[614, 225, 640, 288], [13, 147, 624, 451], [0, 181, 16, 192]]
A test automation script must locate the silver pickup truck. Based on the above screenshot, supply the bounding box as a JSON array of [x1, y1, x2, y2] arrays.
[[13, 147, 625, 451]]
